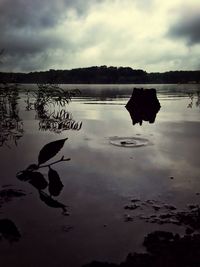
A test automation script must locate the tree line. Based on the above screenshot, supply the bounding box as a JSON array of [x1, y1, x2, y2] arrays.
[[0, 65, 200, 84]]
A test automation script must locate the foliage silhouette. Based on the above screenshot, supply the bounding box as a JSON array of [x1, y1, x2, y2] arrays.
[[39, 191, 67, 215], [187, 91, 200, 108], [1, 66, 200, 84], [16, 138, 70, 215], [0, 85, 23, 147], [29, 172, 48, 190], [0, 80, 82, 147], [38, 110, 82, 133], [0, 50, 24, 147], [25, 164, 39, 171], [48, 167, 64, 197], [38, 138, 68, 165], [25, 86, 82, 133]]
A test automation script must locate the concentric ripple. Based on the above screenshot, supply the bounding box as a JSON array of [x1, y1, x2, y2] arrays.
[[109, 136, 150, 147]]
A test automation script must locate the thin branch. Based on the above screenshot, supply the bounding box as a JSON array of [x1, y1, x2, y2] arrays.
[[38, 157, 71, 169]]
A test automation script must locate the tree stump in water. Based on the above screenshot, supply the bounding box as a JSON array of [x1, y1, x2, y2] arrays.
[[126, 88, 161, 125]]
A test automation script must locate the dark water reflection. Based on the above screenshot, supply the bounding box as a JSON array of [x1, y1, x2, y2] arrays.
[[0, 84, 200, 266]]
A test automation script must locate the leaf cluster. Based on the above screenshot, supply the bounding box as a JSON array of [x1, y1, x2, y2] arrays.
[[16, 138, 70, 215]]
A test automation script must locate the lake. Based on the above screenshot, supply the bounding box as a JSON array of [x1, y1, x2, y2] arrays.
[[0, 84, 200, 266]]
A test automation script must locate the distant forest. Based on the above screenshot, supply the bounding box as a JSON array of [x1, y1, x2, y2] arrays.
[[0, 66, 200, 84]]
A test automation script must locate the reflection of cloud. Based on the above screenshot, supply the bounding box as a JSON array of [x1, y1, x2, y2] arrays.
[[84, 109, 102, 120], [157, 121, 200, 169], [148, 119, 200, 194], [61, 115, 200, 200]]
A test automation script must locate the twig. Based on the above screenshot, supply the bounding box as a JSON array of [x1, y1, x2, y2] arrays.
[[38, 157, 71, 169]]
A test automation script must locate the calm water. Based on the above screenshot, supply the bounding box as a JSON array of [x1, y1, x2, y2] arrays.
[[0, 84, 200, 266]]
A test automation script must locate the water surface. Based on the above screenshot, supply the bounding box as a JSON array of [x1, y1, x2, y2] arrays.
[[0, 84, 200, 266]]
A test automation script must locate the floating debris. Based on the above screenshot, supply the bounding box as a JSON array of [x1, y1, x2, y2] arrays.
[[124, 204, 139, 210], [131, 199, 140, 203], [122, 198, 200, 231], [164, 204, 177, 211], [61, 225, 73, 233], [152, 205, 161, 211], [124, 214, 133, 222]]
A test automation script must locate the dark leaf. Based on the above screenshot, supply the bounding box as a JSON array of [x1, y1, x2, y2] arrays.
[[28, 172, 48, 190], [48, 167, 63, 197], [74, 123, 78, 130], [26, 164, 39, 171], [38, 138, 68, 165], [39, 191, 66, 209], [78, 122, 82, 130], [16, 170, 32, 181]]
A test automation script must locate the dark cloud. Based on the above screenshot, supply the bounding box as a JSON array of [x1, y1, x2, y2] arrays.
[[0, 0, 101, 30], [0, 32, 61, 56], [168, 10, 200, 45], [0, 0, 199, 72], [0, 0, 61, 30], [0, 0, 102, 71]]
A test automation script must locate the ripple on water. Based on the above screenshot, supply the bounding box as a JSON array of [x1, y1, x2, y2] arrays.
[[109, 136, 150, 148]]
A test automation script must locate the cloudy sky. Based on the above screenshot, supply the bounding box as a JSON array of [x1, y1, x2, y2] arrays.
[[0, 0, 200, 72]]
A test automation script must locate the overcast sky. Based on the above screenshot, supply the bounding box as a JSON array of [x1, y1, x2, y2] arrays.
[[0, 0, 200, 72]]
